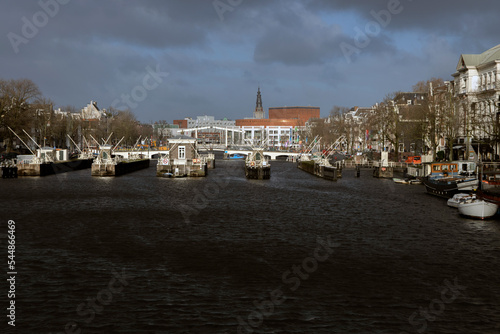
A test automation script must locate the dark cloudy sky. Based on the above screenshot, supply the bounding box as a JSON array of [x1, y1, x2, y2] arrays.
[[1, 0, 500, 123]]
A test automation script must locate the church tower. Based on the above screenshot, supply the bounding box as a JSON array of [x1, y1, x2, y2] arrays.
[[253, 87, 264, 119]]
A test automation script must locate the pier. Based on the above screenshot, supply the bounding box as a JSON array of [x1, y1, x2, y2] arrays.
[[297, 159, 341, 181], [91, 144, 150, 177], [1, 161, 18, 178], [156, 135, 207, 177]]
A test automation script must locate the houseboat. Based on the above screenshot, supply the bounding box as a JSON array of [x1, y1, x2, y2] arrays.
[[422, 162, 478, 198]]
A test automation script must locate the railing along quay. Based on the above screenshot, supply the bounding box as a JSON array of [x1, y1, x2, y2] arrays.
[[342, 161, 408, 169]]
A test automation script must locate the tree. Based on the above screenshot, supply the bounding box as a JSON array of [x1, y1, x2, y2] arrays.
[[412, 77, 444, 93], [371, 93, 401, 160], [412, 78, 445, 160], [108, 109, 140, 146], [0, 79, 42, 151], [31, 97, 55, 147]]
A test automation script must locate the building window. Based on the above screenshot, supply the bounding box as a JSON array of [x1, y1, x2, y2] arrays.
[[178, 146, 186, 159]]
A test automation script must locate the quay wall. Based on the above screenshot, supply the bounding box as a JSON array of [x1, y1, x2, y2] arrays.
[[373, 166, 394, 178], [156, 163, 207, 177], [2, 166, 18, 178]]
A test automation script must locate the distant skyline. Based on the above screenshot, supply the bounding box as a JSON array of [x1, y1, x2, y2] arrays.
[[2, 0, 500, 123]]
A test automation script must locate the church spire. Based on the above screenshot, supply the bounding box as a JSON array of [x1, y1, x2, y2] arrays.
[[254, 87, 264, 119]]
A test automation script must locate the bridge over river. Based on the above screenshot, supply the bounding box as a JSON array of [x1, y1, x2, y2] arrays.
[[112, 146, 303, 160]]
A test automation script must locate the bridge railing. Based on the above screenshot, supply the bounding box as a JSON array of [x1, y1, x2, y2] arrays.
[[342, 160, 408, 168]]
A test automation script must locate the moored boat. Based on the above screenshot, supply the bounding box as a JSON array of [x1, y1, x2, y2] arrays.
[[423, 176, 478, 198], [393, 177, 422, 185], [229, 153, 246, 160], [447, 193, 475, 208], [458, 198, 498, 219], [422, 162, 478, 198]]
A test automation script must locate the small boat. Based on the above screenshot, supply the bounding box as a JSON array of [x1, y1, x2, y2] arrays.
[[228, 153, 245, 160], [447, 193, 475, 208], [393, 177, 421, 185], [458, 198, 498, 219]]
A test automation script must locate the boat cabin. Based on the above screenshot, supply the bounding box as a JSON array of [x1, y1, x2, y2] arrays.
[[456, 161, 476, 176], [37, 147, 68, 162], [426, 162, 459, 178]]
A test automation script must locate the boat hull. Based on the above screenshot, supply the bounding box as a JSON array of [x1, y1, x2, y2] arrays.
[[423, 177, 478, 198], [458, 200, 498, 219]]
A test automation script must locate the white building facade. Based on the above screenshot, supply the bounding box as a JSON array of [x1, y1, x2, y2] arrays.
[[452, 44, 500, 158]]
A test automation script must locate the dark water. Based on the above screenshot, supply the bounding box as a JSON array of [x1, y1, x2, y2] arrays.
[[1, 159, 500, 334]]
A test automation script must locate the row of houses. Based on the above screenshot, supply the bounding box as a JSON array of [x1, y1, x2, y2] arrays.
[[336, 44, 500, 161]]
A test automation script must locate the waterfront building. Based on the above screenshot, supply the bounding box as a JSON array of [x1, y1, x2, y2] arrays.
[[235, 88, 319, 148], [344, 106, 376, 153], [452, 44, 500, 159]]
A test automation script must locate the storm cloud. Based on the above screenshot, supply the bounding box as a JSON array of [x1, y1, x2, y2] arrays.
[[1, 0, 499, 122]]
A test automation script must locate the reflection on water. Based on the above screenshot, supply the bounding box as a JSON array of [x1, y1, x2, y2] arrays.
[[1, 159, 500, 333]]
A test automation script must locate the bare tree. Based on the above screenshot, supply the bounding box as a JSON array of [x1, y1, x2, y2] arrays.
[[108, 109, 140, 146], [0, 79, 42, 151]]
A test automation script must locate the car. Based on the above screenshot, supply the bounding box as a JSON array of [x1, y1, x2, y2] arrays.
[[405, 156, 421, 164]]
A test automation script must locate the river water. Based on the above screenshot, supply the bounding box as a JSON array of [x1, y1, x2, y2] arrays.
[[1, 159, 500, 334]]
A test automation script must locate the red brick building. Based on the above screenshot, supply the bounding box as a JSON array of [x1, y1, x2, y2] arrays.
[[269, 107, 320, 124], [173, 119, 188, 128], [235, 118, 302, 127], [236, 106, 320, 127]]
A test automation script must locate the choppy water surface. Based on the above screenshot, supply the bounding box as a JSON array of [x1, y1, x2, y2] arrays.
[[1, 159, 500, 333]]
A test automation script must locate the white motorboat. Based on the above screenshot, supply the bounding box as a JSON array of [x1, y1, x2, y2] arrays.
[[458, 199, 498, 219], [447, 193, 475, 208], [393, 177, 421, 185]]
